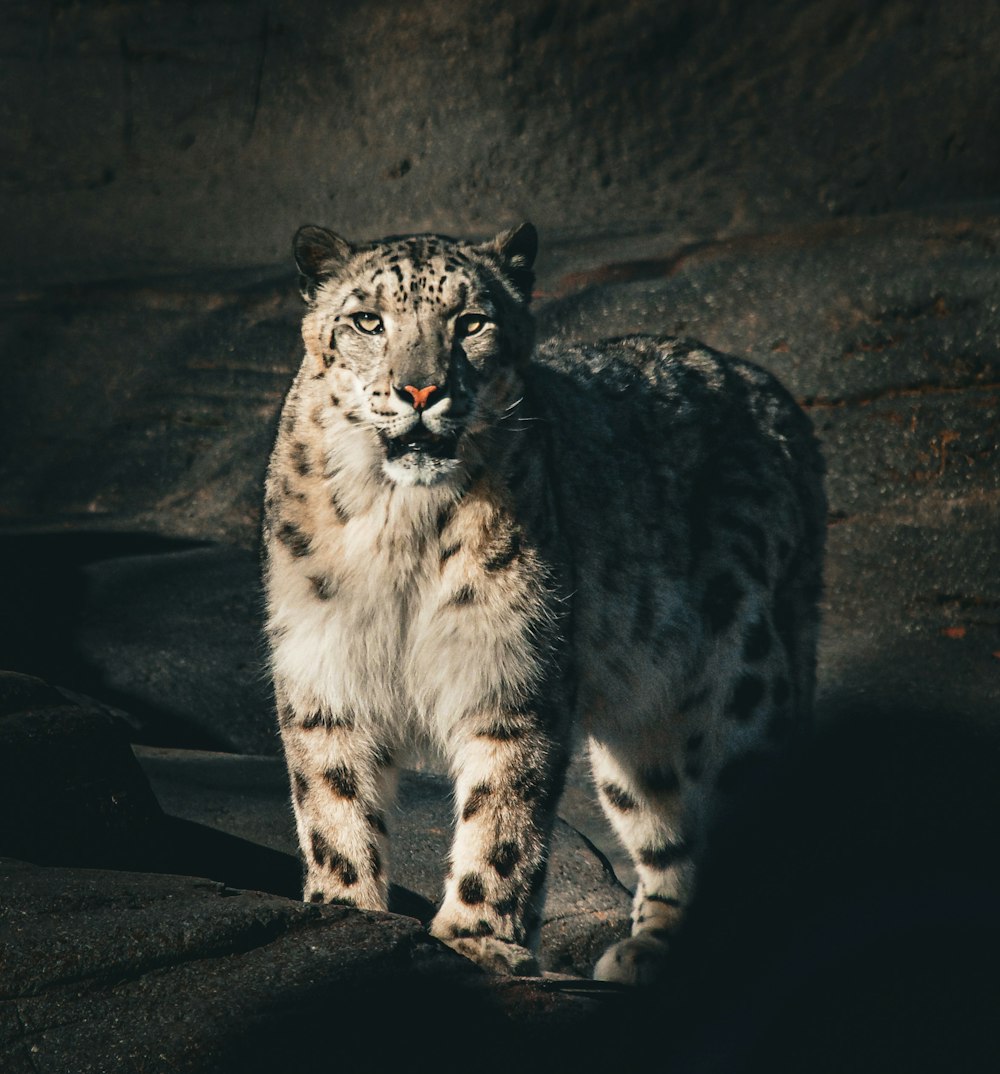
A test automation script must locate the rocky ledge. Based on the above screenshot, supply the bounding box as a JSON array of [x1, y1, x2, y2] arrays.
[[5, 672, 1000, 1072], [0, 671, 631, 1072]]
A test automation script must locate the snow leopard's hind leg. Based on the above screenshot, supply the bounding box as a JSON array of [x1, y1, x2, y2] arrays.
[[590, 579, 810, 985], [588, 735, 694, 985]]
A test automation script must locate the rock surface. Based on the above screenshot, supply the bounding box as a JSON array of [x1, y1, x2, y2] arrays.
[[1, 859, 622, 1074], [76, 545, 274, 753], [3, 2, 999, 283], [0, 672, 161, 869]]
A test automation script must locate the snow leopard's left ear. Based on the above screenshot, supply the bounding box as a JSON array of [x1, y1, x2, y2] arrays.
[[481, 222, 537, 302], [293, 225, 354, 299]]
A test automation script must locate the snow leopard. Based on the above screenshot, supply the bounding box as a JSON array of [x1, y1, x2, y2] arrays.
[[262, 222, 826, 984]]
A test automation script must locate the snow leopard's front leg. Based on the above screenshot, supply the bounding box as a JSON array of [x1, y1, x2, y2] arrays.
[[430, 705, 569, 975], [278, 689, 398, 910]]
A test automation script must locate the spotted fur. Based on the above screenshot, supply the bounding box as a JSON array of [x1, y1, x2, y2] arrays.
[[264, 223, 826, 983]]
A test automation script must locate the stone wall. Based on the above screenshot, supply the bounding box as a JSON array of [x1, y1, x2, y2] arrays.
[[2, 0, 999, 284]]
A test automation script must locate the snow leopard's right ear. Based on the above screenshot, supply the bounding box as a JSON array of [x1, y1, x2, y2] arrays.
[[293, 225, 354, 299]]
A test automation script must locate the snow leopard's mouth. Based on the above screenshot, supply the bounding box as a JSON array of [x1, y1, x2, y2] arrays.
[[380, 424, 460, 461]]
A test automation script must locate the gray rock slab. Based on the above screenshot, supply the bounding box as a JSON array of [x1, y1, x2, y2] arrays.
[[0, 538, 276, 753], [76, 545, 276, 753], [0, 670, 67, 716], [0, 672, 301, 896], [132, 747, 293, 854], [135, 746, 632, 976], [0, 859, 622, 1074], [0, 274, 298, 545], [3, 3, 999, 284]]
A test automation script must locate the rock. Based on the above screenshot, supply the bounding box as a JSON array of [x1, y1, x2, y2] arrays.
[[76, 545, 276, 753], [0, 537, 276, 753], [3, 3, 1000, 283], [0, 670, 67, 716], [0, 671, 161, 868], [0, 278, 298, 546], [132, 746, 294, 855], [0, 859, 624, 1074], [0, 671, 302, 896]]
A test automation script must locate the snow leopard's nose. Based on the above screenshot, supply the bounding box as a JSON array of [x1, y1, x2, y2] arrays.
[[395, 383, 440, 411]]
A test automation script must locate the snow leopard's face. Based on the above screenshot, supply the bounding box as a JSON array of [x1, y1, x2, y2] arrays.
[[295, 225, 536, 487]]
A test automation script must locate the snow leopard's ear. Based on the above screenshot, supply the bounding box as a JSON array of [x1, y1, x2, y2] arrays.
[[482, 222, 537, 302], [293, 225, 354, 299]]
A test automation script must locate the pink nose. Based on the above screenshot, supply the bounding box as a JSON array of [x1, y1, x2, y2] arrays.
[[403, 384, 438, 410]]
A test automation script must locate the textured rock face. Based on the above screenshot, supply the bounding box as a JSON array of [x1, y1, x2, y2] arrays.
[[3, 2, 999, 283], [0, 675, 631, 1072], [0, 859, 621, 1074], [0, 672, 162, 868], [0, 278, 296, 545]]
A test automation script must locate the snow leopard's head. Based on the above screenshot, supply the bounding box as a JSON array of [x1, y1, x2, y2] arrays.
[[294, 224, 536, 488]]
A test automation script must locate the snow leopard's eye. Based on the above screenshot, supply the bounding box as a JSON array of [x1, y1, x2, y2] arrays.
[[456, 314, 490, 337], [352, 312, 384, 335]]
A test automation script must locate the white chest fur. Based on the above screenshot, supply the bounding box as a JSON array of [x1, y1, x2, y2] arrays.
[[265, 478, 552, 747]]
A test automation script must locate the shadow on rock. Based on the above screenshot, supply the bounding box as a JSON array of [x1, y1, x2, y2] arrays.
[[0, 534, 276, 753], [1, 859, 627, 1074], [644, 701, 1000, 1073]]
